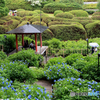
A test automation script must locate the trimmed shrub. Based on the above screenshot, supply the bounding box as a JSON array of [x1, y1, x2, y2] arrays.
[[21, 16, 34, 21], [83, 4, 97, 9], [11, 16, 22, 21], [69, 10, 89, 17], [92, 12, 100, 16], [16, 9, 25, 12], [55, 12, 74, 19], [30, 16, 40, 24], [85, 21, 100, 38], [33, 10, 44, 14], [17, 11, 36, 17], [32, 21, 47, 26], [7, 49, 43, 67], [54, 10, 63, 16], [0, 20, 7, 25], [0, 25, 11, 34], [42, 29, 54, 40], [43, 2, 82, 13], [17, 21, 29, 28], [0, 51, 7, 60], [92, 15, 100, 20], [0, 15, 12, 21], [49, 24, 86, 40], [73, 17, 92, 20]]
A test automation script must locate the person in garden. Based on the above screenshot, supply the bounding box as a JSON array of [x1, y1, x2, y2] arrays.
[[94, 46, 97, 52], [91, 46, 94, 54], [22, 40, 29, 49], [14, 12, 17, 16], [29, 41, 35, 50]]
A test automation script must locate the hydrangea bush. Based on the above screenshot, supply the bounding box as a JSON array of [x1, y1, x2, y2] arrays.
[[52, 78, 100, 100], [44, 63, 80, 80]]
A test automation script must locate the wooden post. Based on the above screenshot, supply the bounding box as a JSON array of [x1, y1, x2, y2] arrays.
[[22, 34, 24, 46], [16, 34, 18, 52], [40, 33, 42, 47], [35, 33, 37, 52], [2, 45, 3, 51]]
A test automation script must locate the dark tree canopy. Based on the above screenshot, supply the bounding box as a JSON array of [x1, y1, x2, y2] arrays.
[[0, 0, 9, 18]]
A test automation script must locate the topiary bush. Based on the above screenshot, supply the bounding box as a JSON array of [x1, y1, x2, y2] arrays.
[[92, 12, 100, 16], [7, 49, 43, 67], [54, 10, 63, 16], [44, 63, 80, 80], [49, 23, 86, 40], [32, 21, 47, 26], [85, 21, 100, 38], [92, 15, 100, 20], [69, 10, 89, 17], [55, 12, 74, 19], [43, 2, 82, 13]]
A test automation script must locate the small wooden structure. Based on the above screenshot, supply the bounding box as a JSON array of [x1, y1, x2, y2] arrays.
[[6, 23, 48, 52]]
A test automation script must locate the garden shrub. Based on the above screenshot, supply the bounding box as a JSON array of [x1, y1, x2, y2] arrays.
[[54, 10, 63, 16], [49, 24, 86, 40], [0, 25, 11, 34], [42, 29, 54, 40], [3, 34, 15, 54], [7, 49, 43, 67], [83, 4, 97, 9], [17, 21, 29, 28], [32, 21, 47, 26], [16, 9, 25, 12], [0, 15, 11, 21], [53, 78, 100, 99], [44, 63, 80, 80], [0, 51, 7, 60], [33, 10, 44, 14], [45, 57, 65, 69], [43, 2, 82, 13], [0, 20, 7, 25], [30, 16, 40, 24], [85, 21, 100, 38], [73, 17, 92, 20], [65, 53, 84, 65], [11, 16, 22, 21], [1, 61, 36, 82], [17, 11, 36, 17], [21, 16, 34, 21], [55, 12, 74, 19], [92, 12, 100, 16], [69, 10, 89, 17], [92, 15, 100, 20], [0, 74, 51, 99]]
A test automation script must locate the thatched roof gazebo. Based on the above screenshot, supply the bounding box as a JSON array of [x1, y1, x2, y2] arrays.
[[6, 22, 48, 53]]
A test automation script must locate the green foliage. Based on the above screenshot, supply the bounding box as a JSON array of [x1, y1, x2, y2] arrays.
[[7, 49, 43, 67], [83, 4, 97, 9], [92, 12, 100, 16], [92, 15, 100, 20], [3, 34, 16, 54], [16, 9, 25, 12], [45, 57, 65, 69], [44, 63, 80, 80], [85, 21, 100, 38], [56, 12, 74, 19], [59, 0, 83, 5], [5, 0, 34, 10], [43, 2, 82, 13], [97, 0, 100, 11], [53, 78, 100, 99], [65, 53, 84, 65], [49, 24, 86, 40], [1, 61, 36, 82], [0, 0, 9, 18], [32, 21, 47, 26], [69, 10, 89, 17], [0, 51, 7, 60], [54, 10, 63, 16]]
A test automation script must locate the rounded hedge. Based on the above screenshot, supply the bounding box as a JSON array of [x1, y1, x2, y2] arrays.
[[56, 12, 74, 19], [92, 12, 100, 16], [85, 21, 100, 38], [32, 21, 47, 26], [54, 10, 63, 16], [49, 23, 86, 40], [69, 10, 89, 17], [43, 2, 82, 13], [92, 15, 100, 20], [0, 51, 7, 60]]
